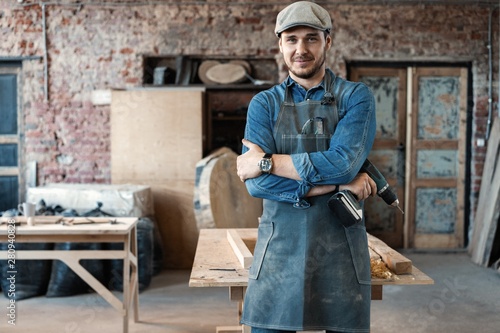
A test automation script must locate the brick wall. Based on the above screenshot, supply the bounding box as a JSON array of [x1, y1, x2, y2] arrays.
[[0, 1, 497, 226]]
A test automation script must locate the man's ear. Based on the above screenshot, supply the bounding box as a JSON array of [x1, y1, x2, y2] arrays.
[[325, 35, 332, 51], [278, 37, 283, 53]]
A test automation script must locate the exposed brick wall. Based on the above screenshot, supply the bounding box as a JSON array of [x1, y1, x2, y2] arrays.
[[0, 1, 497, 228]]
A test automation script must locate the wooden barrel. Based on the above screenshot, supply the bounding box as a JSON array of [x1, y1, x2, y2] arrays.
[[194, 147, 262, 230]]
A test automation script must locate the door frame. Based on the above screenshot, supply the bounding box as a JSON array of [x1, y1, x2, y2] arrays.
[[348, 61, 472, 249], [0, 64, 24, 207], [350, 67, 407, 248]]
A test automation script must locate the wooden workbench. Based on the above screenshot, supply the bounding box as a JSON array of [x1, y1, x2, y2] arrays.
[[189, 228, 434, 332], [0, 216, 139, 333]]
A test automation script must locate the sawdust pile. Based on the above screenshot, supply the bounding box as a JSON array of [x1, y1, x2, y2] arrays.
[[370, 258, 394, 279]]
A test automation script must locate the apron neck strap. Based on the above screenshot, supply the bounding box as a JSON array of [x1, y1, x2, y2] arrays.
[[284, 71, 337, 105]]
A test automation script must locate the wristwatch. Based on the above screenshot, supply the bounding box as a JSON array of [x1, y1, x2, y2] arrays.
[[258, 153, 273, 174]]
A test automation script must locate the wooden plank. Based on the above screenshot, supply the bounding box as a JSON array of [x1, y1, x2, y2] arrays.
[[0, 135, 18, 144], [0, 234, 125, 243], [0, 166, 18, 176], [0, 217, 137, 236], [111, 88, 204, 183], [227, 229, 253, 269], [189, 229, 255, 288], [369, 247, 380, 260], [470, 118, 500, 266], [367, 233, 412, 274], [404, 66, 413, 249]]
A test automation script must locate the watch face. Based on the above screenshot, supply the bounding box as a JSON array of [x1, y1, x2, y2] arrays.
[[260, 159, 272, 172]]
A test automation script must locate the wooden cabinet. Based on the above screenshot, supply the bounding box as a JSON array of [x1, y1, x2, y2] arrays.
[[205, 85, 270, 155]]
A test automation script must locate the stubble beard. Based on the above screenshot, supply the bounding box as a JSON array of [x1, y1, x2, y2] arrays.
[[287, 50, 327, 80]]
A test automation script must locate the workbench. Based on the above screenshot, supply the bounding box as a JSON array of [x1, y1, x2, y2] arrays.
[[189, 228, 434, 333], [0, 216, 139, 333]]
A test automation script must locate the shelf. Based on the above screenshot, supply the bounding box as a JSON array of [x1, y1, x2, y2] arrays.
[[143, 55, 278, 86]]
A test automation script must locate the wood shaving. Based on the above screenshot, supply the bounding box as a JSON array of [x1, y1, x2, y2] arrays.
[[370, 258, 395, 279]]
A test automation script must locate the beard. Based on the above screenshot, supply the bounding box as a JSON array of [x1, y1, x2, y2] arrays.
[[286, 50, 327, 80]]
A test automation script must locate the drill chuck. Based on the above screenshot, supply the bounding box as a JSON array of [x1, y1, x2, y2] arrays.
[[378, 183, 397, 205]]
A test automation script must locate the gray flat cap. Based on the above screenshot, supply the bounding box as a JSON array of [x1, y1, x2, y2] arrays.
[[275, 1, 332, 37]]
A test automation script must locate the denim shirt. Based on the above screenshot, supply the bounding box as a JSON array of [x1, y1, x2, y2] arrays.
[[243, 68, 376, 205]]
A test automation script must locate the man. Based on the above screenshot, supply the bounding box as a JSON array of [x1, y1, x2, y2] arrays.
[[236, 1, 377, 332]]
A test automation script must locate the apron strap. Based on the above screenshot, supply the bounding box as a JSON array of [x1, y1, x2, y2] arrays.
[[282, 72, 348, 133], [284, 83, 294, 105], [327, 72, 340, 133]]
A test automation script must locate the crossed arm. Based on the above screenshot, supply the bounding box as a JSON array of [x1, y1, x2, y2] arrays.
[[237, 138, 376, 201]]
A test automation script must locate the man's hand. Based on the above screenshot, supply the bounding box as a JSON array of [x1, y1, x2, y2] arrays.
[[237, 139, 265, 182], [339, 173, 377, 201]]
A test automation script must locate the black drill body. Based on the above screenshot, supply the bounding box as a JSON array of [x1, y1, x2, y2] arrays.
[[360, 159, 404, 213]]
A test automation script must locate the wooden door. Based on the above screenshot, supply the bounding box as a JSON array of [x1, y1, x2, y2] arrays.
[[408, 67, 467, 248], [350, 67, 407, 248], [350, 65, 468, 249], [0, 66, 21, 211]]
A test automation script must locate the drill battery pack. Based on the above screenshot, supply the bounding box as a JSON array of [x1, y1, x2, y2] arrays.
[[327, 190, 363, 228]]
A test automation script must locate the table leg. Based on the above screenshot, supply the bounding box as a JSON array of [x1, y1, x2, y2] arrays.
[[223, 287, 247, 333], [123, 231, 131, 333], [130, 225, 140, 322]]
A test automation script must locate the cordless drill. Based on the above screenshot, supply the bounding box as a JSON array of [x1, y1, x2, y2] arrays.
[[360, 159, 404, 214], [327, 158, 404, 228]]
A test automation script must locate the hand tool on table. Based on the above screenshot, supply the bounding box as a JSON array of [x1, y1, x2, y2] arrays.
[[327, 159, 404, 228]]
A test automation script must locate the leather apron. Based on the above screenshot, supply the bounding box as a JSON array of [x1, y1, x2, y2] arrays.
[[241, 72, 371, 332]]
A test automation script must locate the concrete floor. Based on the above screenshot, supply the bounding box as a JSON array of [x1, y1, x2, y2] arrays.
[[1, 252, 499, 333]]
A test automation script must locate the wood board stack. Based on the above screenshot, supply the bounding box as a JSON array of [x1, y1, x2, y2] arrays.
[[469, 118, 500, 267]]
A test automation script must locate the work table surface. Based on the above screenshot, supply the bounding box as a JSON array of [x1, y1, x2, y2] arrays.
[[0, 217, 138, 237], [189, 228, 434, 288]]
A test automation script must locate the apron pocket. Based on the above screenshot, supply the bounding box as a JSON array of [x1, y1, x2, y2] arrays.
[[248, 221, 274, 280], [281, 134, 330, 154], [344, 225, 371, 285]]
